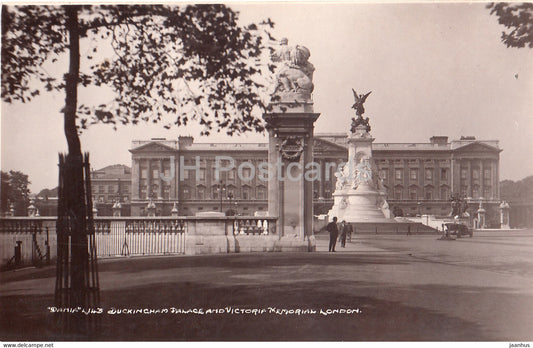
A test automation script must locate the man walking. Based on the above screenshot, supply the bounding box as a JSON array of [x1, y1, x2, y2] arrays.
[[327, 217, 339, 252], [339, 220, 347, 248], [344, 222, 353, 244]]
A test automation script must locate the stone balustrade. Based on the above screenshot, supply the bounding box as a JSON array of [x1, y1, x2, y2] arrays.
[[0, 215, 279, 267]]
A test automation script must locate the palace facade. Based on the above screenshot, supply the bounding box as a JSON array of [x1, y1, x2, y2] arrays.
[[122, 134, 502, 226]]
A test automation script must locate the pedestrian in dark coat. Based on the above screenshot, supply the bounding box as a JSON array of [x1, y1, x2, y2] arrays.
[[339, 220, 347, 247], [327, 217, 339, 252], [345, 222, 353, 243]]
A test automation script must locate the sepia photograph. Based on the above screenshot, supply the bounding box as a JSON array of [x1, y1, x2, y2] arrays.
[[1, 1, 532, 345]]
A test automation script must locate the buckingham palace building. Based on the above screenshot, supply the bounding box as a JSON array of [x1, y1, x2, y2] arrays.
[[122, 134, 502, 227]]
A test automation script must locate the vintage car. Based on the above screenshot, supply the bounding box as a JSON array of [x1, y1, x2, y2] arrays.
[[443, 223, 473, 238]]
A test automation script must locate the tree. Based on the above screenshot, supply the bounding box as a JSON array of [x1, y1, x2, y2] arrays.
[[1, 170, 31, 216], [392, 205, 403, 217], [487, 2, 533, 48], [1, 4, 274, 327], [501, 175, 533, 203]]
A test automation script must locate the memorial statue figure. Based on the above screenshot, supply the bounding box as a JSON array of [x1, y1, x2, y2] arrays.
[[350, 89, 372, 133], [271, 38, 315, 101]]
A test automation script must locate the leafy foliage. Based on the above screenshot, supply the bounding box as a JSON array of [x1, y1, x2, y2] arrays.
[[1, 170, 31, 216], [487, 2, 533, 48], [1, 4, 276, 136], [500, 175, 533, 203]]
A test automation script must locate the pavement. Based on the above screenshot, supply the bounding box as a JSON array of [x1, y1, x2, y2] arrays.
[[1, 230, 533, 341]]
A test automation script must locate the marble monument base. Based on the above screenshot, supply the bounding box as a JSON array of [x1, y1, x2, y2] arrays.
[[328, 184, 391, 223]]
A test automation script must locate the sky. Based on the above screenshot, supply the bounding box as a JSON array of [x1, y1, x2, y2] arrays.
[[1, 2, 533, 193]]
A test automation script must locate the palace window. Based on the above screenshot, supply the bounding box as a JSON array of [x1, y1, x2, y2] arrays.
[[394, 186, 403, 200], [425, 186, 433, 200], [440, 186, 449, 200], [461, 168, 467, 180], [440, 168, 447, 180], [410, 168, 418, 181], [163, 185, 170, 199], [395, 169, 403, 181], [242, 167, 252, 181], [196, 186, 205, 200], [472, 185, 480, 198], [228, 170, 236, 183], [162, 167, 171, 179], [140, 186, 147, 199], [409, 186, 418, 200], [242, 186, 251, 200], [227, 185, 236, 199], [140, 167, 148, 178], [151, 184, 159, 198], [257, 186, 266, 200], [199, 168, 205, 181], [484, 168, 492, 186], [182, 186, 191, 199], [325, 182, 332, 198], [483, 186, 492, 198], [460, 185, 468, 197], [425, 169, 433, 181], [472, 168, 480, 185]]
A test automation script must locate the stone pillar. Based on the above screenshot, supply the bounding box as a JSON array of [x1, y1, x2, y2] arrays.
[[147, 199, 156, 217], [263, 108, 320, 251], [171, 202, 179, 217], [132, 159, 140, 200], [112, 201, 122, 217], [158, 159, 164, 199], [27, 199, 37, 217], [264, 38, 319, 251], [467, 160, 472, 198], [476, 201, 486, 229], [480, 160, 485, 199], [495, 158, 500, 200], [499, 201, 510, 229], [267, 129, 279, 219], [147, 159, 152, 199]]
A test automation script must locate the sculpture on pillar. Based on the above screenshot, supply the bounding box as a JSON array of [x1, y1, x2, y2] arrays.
[[271, 38, 315, 102], [350, 89, 372, 134]]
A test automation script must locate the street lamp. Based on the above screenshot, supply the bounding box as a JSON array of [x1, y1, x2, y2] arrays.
[[227, 192, 234, 216]]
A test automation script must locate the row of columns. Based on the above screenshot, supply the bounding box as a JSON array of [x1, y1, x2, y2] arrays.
[[457, 159, 498, 200]]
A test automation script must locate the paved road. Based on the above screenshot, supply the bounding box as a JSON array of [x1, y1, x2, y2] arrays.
[[1, 230, 532, 341]]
